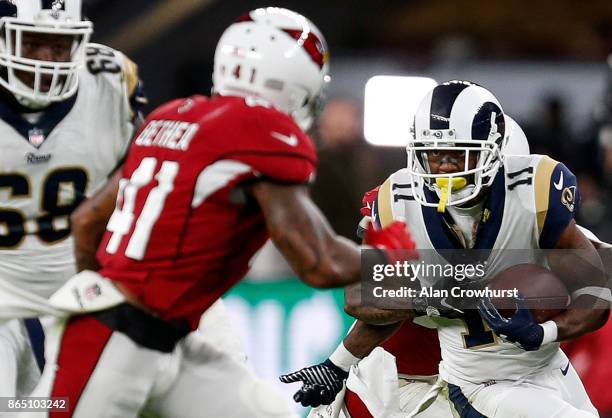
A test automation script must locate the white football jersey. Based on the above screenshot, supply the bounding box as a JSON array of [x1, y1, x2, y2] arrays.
[[373, 154, 579, 385], [0, 43, 141, 300]]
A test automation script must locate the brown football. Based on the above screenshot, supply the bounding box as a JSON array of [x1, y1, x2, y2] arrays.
[[488, 263, 570, 323]]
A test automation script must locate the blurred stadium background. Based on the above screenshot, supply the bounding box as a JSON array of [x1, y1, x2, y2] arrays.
[[85, 0, 612, 415]]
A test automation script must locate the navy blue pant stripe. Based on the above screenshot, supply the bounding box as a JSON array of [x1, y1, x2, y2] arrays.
[[448, 383, 488, 418], [23, 318, 45, 371]]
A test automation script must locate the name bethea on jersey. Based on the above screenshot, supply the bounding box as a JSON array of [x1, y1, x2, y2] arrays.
[[134, 120, 199, 151]]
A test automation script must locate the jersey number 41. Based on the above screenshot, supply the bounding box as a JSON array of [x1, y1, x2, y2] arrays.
[[105, 158, 178, 260]]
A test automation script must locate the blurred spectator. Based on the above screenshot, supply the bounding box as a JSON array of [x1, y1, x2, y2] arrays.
[[576, 173, 608, 235], [601, 127, 612, 188], [310, 99, 369, 242], [525, 94, 601, 204], [310, 99, 405, 241], [432, 35, 479, 64], [318, 99, 363, 149], [597, 55, 612, 187], [524, 96, 566, 157], [593, 18, 612, 59], [526, 95, 597, 173], [587, 55, 612, 241], [588, 130, 612, 242]]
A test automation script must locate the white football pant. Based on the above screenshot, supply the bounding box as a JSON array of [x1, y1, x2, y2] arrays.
[[448, 351, 598, 418], [0, 319, 40, 397], [23, 300, 297, 418]]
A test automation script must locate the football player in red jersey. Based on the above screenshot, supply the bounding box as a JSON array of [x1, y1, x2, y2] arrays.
[[24, 8, 415, 418]]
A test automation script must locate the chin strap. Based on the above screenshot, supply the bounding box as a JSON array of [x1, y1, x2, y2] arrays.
[[15, 94, 50, 111], [12, 77, 53, 110], [435, 177, 467, 213]]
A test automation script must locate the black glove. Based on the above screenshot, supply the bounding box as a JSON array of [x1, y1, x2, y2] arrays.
[[478, 295, 544, 351], [279, 359, 348, 407]]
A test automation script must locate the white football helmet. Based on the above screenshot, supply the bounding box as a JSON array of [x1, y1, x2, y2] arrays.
[[407, 80, 509, 209], [0, 0, 93, 108], [504, 115, 531, 155], [212, 7, 330, 131]]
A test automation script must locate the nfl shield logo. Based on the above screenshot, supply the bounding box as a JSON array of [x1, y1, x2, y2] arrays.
[[52, 0, 64, 10], [84, 284, 102, 300], [28, 129, 46, 147]]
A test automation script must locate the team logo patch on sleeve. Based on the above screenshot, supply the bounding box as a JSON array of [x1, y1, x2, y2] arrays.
[[561, 186, 576, 212]]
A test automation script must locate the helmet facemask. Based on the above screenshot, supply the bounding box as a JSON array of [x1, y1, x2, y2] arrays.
[[290, 74, 330, 131], [0, 10, 92, 109], [408, 139, 502, 210]]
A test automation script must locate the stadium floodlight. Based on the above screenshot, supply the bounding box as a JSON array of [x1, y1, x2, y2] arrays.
[[364, 76, 437, 147]]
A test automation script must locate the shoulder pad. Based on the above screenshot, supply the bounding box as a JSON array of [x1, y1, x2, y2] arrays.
[[374, 177, 394, 228], [84, 43, 148, 115], [84, 43, 124, 80], [220, 99, 317, 184], [533, 155, 580, 248], [504, 154, 538, 191], [371, 169, 414, 229], [504, 154, 538, 173]]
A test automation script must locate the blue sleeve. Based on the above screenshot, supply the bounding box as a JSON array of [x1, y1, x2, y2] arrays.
[[129, 79, 148, 123], [539, 162, 580, 248]]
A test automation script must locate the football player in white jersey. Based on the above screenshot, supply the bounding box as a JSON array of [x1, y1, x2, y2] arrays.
[[0, 0, 145, 397], [283, 81, 611, 418], [279, 117, 537, 418]]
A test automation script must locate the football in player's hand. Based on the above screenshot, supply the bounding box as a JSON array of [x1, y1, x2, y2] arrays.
[[489, 264, 570, 323]]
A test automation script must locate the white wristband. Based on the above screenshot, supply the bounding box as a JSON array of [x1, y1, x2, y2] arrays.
[[540, 320, 558, 346], [329, 342, 361, 372], [571, 286, 612, 303]]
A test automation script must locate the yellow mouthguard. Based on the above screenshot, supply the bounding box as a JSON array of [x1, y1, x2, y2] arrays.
[[435, 177, 467, 213]]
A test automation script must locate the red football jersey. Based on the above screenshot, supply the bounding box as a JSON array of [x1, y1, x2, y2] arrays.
[[97, 95, 317, 329], [561, 321, 612, 414], [382, 321, 440, 376]]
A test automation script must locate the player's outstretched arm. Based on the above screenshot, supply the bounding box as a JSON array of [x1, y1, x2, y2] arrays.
[[347, 206, 418, 325], [280, 319, 403, 407], [250, 181, 415, 288], [342, 319, 405, 358], [344, 282, 415, 325], [249, 181, 361, 288], [549, 220, 610, 341], [71, 171, 122, 272]]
